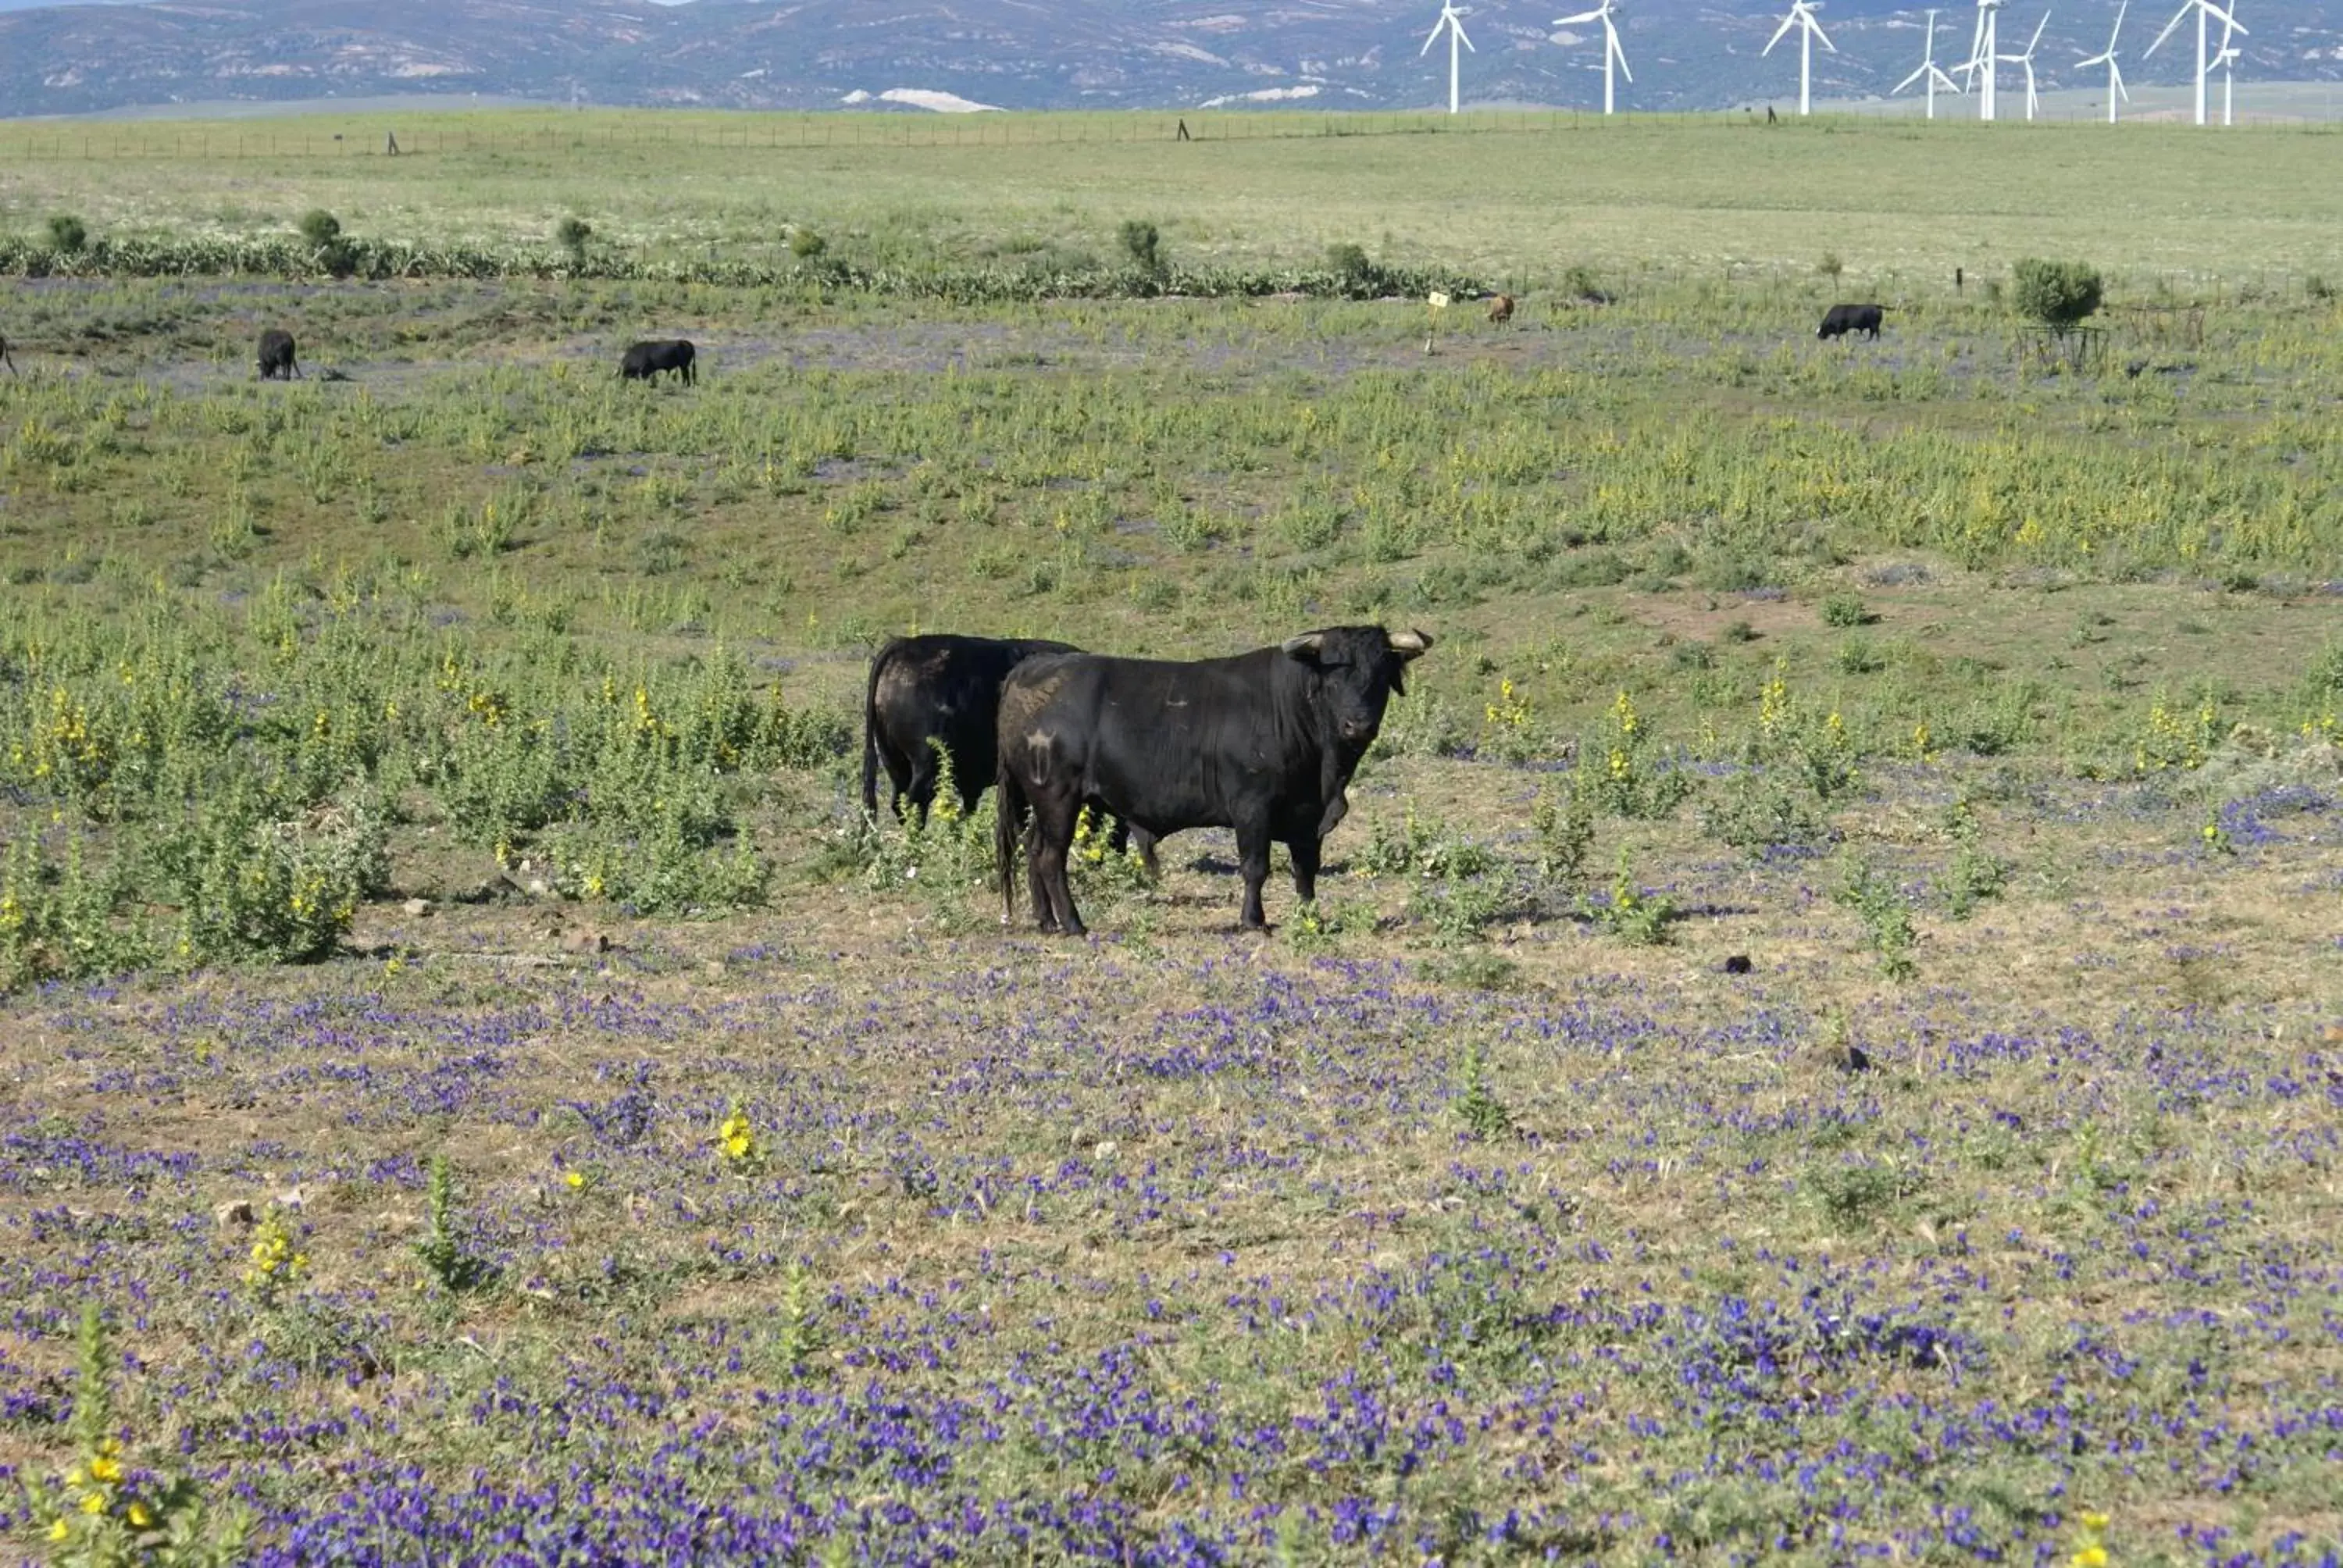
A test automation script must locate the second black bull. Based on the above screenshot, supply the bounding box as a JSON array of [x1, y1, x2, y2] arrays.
[[861, 633, 1157, 868], [995, 625, 1432, 935]]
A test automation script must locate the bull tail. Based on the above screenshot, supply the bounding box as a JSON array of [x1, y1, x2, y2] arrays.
[[860, 643, 893, 820], [995, 754, 1026, 925]]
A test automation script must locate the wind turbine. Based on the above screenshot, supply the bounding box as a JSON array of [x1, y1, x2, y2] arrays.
[[2213, 9, 2239, 123], [1763, 0, 1837, 116], [1553, 0, 1633, 115], [1999, 7, 2052, 119], [1895, 9, 1965, 118], [1957, 0, 2005, 119], [2076, 0, 2130, 122], [1421, 0, 1476, 116], [2145, 0, 2243, 127]]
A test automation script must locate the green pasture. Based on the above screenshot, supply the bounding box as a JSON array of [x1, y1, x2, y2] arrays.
[[2, 109, 2340, 282]]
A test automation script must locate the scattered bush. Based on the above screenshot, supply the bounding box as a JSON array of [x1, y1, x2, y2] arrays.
[[789, 226, 826, 260], [555, 216, 593, 262], [1325, 241, 1372, 282], [1834, 856, 1917, 981], [1817, 251, 1845, 280], [45, 213, 87, 254], [297, 208, 343, 248], [2012, 258, 2105, 329], [1820, 592, 1874, 628], [1118, 219, 1164, 274]]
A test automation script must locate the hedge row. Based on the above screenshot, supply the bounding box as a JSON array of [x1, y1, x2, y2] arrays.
[[0, 237, 1485, 303]]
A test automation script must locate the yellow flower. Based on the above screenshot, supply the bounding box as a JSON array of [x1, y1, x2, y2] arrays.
[[48, 1517, 69, 1542], [564, 1170, 587, 1191], [79, 1491, 105, 1514], [128, 1499, 155, 1528], [2079, 1513, 2109, 1534], [88, 1454, 123, 1484], [2072, 1548, 2107, 1568]]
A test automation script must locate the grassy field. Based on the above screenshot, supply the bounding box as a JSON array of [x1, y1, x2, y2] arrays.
[[1, 112, 2341, 1566], [3, 109, 2342, 282]]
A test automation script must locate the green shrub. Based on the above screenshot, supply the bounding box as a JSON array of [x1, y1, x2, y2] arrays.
[[555, 216, 593, 260], [1817, 251, 1844, 280], [46, 213, 87, 254], [1584, 846, 1674, 945], [1325, 241, 1372, 282], [789, 227, 826, 259], [1820, 592, 1873, 628], [2012, 258, 2104, 328], [1118, 219, 1163, 274], [1832, 856, 1917, 981], [297, 209, 342, 248], [163, 786, 387, 967], [1700, 773, 1835, 859]]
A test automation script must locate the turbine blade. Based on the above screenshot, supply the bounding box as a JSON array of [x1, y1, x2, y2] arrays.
[[1763, 10, 1799, 53], [2202, 1, 2245, 35], [1895, 60, 1930, 91], [1811, 16, 1838, 51], [2112, 59, 2130, 97], [1456, 18, 1475, 49], [1422, 18, 1445, 54], [1613, 29, 1633, 79], [2144, 0, 2191, 55], [1553, 8, 1607, 23], [2027, 9, 2049, 50]]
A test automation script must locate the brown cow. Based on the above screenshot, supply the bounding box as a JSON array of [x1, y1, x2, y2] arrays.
[[1486, 294, 1516, 326]]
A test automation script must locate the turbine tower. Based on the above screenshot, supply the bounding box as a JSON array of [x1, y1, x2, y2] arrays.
[[2213, 9, 2239, 123], [2076, 0, 2131, 122], [1421, 0, 1477, 116], [1895, 9, 1965, 119], [1999, 8, 2052, 119], [1553, 0, 1633, 115], [1763, 0, 1837, 116], [2145, 0, 2243, 127], [1959, 0, 2006, 120]]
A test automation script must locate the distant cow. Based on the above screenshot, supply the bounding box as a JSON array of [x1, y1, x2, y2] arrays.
[[996, 625, 1432, 935], [1817, 304, 1885, 342], [864, 633, 1156, 867], [257, 329, 301, 380], [621, 339, 696, 384], [0, 333, 13, 374], [1486, 293, 1515, 325]]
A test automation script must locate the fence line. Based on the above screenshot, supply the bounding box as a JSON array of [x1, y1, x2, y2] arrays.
[[0, 107, 2334, 162]]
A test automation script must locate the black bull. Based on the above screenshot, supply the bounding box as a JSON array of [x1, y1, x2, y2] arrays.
[[861, 633, 1157, 868], [1817, 304, 1885, 341], [995, 626, 1432, 935], [621, 339, 697, 383]]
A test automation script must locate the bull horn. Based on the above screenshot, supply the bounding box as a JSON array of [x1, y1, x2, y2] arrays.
[[1387, 629, 1433, 657], [1281, 633, 1326, 658]]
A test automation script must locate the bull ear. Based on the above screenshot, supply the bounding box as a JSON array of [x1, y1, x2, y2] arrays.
[[1386, 629, 1432, 660], [1281, 633, 1326, 661]]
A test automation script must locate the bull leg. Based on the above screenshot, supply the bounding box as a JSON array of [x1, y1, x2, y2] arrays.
[[1132, 829, 1161, 880], [904, 754, 939, 831], [1234, 817, 1274, 932], [1288, 834, 1322, 906], [1030, 796, 1085, 936]]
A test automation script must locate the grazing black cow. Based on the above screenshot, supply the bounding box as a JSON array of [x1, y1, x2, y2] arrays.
[[1, 333, 14, 374], [862, 633, 1157, 868], [996, 625, 1432, 935], [621, 339, 696, 384], [256, 329, 301, 380], [1817, 304, 1885, 342]]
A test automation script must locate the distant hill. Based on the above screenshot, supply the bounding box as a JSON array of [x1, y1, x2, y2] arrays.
[[0, 0, 2335, 119]]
